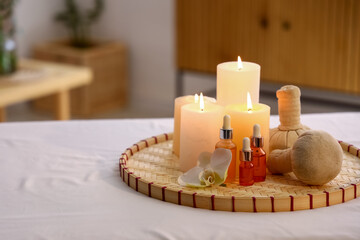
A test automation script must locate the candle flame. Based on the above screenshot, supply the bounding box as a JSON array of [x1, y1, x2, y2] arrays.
[[247, 92, 252, 112], [200, 92, 204, 111], [238, 56, 243, 70], [194, 93, 199, 103]]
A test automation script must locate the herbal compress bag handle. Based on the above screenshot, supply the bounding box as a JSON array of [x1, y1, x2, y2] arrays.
[[269, 85, 310, 152]]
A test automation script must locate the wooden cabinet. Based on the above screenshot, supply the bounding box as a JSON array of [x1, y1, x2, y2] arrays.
[[33, 41, 128, 116], [177, 0, 360, 94]]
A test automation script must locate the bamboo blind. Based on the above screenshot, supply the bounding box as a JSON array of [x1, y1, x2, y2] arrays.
[[176, 0, 360, 94]]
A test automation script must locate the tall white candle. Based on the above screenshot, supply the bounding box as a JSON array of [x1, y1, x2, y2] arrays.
[[173, 95, 216, 157], [217, 56, 260, 106], [179, 101, 224, 172]]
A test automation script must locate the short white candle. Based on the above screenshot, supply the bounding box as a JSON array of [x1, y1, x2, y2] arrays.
[[173, 94, 216, 157], [179, 100, 224, 172]]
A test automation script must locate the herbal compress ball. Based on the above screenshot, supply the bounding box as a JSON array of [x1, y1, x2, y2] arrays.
[[268, 130, 343, 185]]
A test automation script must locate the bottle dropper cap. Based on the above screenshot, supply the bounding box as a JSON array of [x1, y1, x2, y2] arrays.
[[251, 124, 264, 147], [253, 124, 261, 138], [220, 115, 233, 139], [242, 137, 252, 161]]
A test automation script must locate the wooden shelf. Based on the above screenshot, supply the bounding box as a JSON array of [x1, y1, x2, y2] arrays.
[[33, 41, 128, 116]]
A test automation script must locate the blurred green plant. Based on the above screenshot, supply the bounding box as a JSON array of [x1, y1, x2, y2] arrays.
[[0, 0, 16, 74], [56, 0, 104, 48], [0, 0, 14, 32]]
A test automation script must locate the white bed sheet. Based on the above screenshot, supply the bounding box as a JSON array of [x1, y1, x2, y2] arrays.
[[0, 112, 359, 240]]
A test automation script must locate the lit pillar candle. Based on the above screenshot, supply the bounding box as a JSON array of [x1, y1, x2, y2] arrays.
[[217, 56, 260, 106], [173, 94, 216, 157], [225, 93, 270, 176], [179, 96, 224, 172]]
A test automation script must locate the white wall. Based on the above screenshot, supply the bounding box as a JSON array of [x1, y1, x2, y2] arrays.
[[94, 0, 176, 112], [15, 0, 66, 57]]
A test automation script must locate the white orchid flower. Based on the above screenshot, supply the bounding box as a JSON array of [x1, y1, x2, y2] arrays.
[[178, 148, 232, 187]]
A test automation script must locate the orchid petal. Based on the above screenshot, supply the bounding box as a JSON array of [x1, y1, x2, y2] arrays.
[[198, 152, 212, 168], [178, 149, 232, 188], [178, 166, 206, 187], [210, 148, 232, 184]]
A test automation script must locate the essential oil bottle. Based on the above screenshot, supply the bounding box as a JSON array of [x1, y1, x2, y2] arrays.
[[251, 124, 266, 182], [215, 115, 237, 183], [239, 137, 254, 186]]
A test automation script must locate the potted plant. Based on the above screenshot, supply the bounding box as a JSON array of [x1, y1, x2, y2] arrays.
[[0, 0, 16, 75], [55, 0, 103, 48], [33, 0, 127, 116]]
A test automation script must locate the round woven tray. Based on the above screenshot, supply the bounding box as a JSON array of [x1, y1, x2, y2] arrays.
[[119, 133, 360, 212]]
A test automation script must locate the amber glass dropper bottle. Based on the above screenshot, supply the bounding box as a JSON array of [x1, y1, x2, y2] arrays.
[[251, 124, 266, 182], [239, 137, 254, 186], [215, 115, 237, 183]]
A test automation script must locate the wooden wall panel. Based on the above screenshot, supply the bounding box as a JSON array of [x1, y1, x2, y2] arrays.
[[176, 0, 360, 94], [177, 0, 269, 72], [348, 0, 360, 93]]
